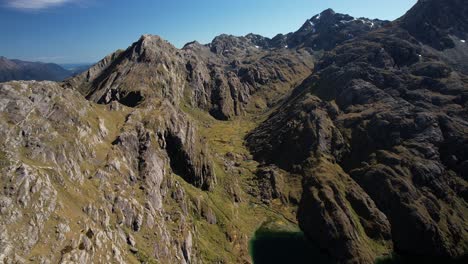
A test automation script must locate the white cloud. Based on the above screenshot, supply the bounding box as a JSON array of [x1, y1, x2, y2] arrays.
[[6, 0, 74, 10]]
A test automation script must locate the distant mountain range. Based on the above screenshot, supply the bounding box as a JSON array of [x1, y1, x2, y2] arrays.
[[0, 57, 92, 82]]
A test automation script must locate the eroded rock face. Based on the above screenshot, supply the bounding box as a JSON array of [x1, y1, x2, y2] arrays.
[[298, 160, 392, 264], [0, 81, 210, 263], [115, 100, 216, 191]]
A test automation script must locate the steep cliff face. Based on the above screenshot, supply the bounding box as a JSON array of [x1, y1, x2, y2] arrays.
[[248, 0, 468, 263]]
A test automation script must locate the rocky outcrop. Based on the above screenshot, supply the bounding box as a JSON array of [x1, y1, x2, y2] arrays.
[[298, 159, 392, 264], [254, 165, 302, 205], [111, 100, 216, 191], [0, 81, 209, 263]]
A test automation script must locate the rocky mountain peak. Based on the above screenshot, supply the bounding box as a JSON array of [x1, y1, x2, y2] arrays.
[[321, 8, 335, 15], [309, 8, 354, 25], [307, 9, 381, 30], [244, 33, 272, 48], [208, 33, 267, 55], [311, 8, 337, 21], [139, 34, 164, 44], [288, 9, 388, 50], [190, 9, 386, 54], [182, 40, 203, 49], [129, 34, 178, 61]]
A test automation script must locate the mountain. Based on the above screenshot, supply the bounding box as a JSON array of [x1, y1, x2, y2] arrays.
[[248, 0, 468, 263], [0, 1, 467, 264], [64, 8, 385, 121], [209, 9, 389, 52], [286, 8, 389, 50], [65, 34, 314, 120], [399, 0, 468, 51], [0, 57, 73, 82], [398, 0, 468, 74]]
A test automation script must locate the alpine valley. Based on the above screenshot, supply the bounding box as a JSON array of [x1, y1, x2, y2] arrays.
[[0, 0, 467, 263]]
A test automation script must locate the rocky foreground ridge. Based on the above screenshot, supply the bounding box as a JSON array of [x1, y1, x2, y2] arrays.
[[1, 0, 467, 263]]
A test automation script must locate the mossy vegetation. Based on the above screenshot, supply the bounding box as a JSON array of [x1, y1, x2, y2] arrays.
[[134, 250, 159, 264], [178, 102, 303, 262], [0, 149, 10, 169]]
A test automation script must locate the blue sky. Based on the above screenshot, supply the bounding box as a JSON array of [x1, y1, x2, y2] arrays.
[[0, 0, 417, 64]]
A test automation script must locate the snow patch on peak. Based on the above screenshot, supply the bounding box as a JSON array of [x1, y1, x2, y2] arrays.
[[308, 20, 316, 33], [461, 40, 466, 43]]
